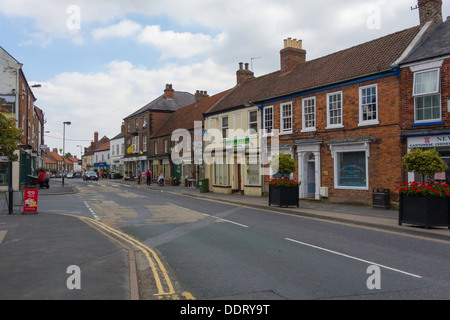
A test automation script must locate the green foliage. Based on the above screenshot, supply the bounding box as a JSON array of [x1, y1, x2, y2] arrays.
[[0, 113, 23, 162], [271, 152, 296, 176], [402, 148, 447, 179]]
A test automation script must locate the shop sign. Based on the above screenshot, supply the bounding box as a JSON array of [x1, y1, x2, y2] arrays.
[[225, 137, 250, 149], [23, 189, 38, 214], [408, 135, 450, 148]]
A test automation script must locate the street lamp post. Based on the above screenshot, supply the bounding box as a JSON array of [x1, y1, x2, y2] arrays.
[[62, 121, 71, 186]]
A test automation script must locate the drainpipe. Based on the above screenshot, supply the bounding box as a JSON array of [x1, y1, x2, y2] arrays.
[[258, 104, 265, 195]]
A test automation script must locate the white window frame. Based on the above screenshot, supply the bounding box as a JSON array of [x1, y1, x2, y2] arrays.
[[330, 142, 370, 191], [143, 134, 147, 152], [359, 84, 379, 126], [302, 97, 316, 132], [280, 102, 293, 134], [326, 91, 344, 129], [221, 116, 229, 139], [132, 136, 139, 154], [263, 105, 274, 136], [413, 68, 441, 123], [248, 109, 258, 136]]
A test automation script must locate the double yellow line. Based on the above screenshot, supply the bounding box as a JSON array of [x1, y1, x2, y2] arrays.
[[63, 213, 194, 300]]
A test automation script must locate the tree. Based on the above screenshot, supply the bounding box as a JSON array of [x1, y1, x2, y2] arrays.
[[0, 113, 23, 162], [402, 148, 447, 182], [270, 152, 296, 177]]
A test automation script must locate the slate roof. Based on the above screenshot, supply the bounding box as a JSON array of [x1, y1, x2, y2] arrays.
[[402, 17, 450, 64], [124, 91, 195, 120], [152, 89, 233, 138], [206, 26, 421, 115]]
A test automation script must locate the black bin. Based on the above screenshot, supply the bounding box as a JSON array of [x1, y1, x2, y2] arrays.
[[372, 189, 390, 209]]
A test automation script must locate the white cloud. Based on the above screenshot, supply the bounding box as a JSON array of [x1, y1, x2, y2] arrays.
[[4, 0, 446, 156], [35, 58, 235, 156], [92, 20, 143, 40], [137, 25, 225, 60]]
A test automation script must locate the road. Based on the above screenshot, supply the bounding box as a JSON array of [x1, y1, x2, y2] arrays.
[[39, 179, 450, 300]]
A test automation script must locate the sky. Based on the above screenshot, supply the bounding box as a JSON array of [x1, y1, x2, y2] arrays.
[[1, 0, 449, 158]]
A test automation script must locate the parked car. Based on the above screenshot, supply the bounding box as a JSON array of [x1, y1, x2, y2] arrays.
[[83, 171, 99, 181], [66, 172, 74, 179]]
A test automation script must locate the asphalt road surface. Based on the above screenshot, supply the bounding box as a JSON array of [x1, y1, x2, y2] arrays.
[[39, 179, 450, 300]]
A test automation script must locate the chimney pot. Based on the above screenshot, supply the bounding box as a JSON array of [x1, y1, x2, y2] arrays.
[[164, 83, 175, 100], [418, 0, 443, 28], [280, 38, 306, 74], [236, 62, 255, 85]]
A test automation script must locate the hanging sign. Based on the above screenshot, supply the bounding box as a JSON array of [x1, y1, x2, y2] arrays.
[[23, 189, 39, 214]]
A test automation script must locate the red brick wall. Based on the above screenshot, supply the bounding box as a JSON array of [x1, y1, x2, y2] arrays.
[[400, 59, 450, 129], [264, 75, 403, 203]]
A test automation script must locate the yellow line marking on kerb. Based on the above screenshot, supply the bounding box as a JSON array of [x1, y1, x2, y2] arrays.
[[60, 213, 187, 299]]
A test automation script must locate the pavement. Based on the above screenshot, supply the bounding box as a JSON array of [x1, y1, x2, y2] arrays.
[[0, 178, 449, 300]]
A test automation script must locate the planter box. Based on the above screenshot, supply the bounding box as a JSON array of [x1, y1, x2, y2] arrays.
[[269, 185, 299, 208], [399, 194, 450, 229]]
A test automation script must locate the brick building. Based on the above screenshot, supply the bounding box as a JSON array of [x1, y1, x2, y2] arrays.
[[122, 84, 194, 178], [399, 1, 450, 183], [0, 46, 45, 191], [202, 0, 446, 204], [81, 132, 110, 174], [150, 88, 232, 185]]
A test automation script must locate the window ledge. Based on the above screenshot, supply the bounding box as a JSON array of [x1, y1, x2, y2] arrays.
[[358, 120, 380, 127]]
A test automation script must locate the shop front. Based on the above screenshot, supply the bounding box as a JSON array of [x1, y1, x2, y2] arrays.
[[405, 131, 450, 183]]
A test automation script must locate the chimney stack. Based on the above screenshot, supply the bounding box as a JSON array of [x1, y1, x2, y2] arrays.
[[236, 62, 255, 85], [418, 0, 443, 29], [195, 90, 209, 104], [280, 38, 306, 74], [94, 131, 99, 144], [164, 83, 174, 100]]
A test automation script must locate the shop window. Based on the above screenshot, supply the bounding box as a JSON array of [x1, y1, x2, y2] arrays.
[[0, 163, 9, 185], [214, 156, 229, 186], [414, 69, 441, 123], [337, 151, 367, 188], [246, 163, 259, 185]]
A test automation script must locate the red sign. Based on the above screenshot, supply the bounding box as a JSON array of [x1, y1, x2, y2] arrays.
[[23, 189, 39, 214]]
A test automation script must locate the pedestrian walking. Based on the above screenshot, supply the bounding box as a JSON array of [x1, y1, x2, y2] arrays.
[[146, 170, 152, 185], [137, 170, 141, 184]]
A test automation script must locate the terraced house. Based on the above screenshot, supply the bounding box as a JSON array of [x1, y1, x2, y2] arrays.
[[123, 84, 194, 178], [150, 89, 231, 185], [203, 0, 446, 205], [0, 46, 45, 192], [399, 3, 450, 183]]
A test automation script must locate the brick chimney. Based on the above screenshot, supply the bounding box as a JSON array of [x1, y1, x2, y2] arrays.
[[280, 38, 306, 74], [236, 62, 255, 85], [164, 83, 174, 100], [195, 90, 209, 104], [94, 131, 98, 144], [418, 0, 443, 29]]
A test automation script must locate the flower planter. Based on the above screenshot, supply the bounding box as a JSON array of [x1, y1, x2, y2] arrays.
[[269, 185, 299, 208], [399, 193, 450, 229]]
